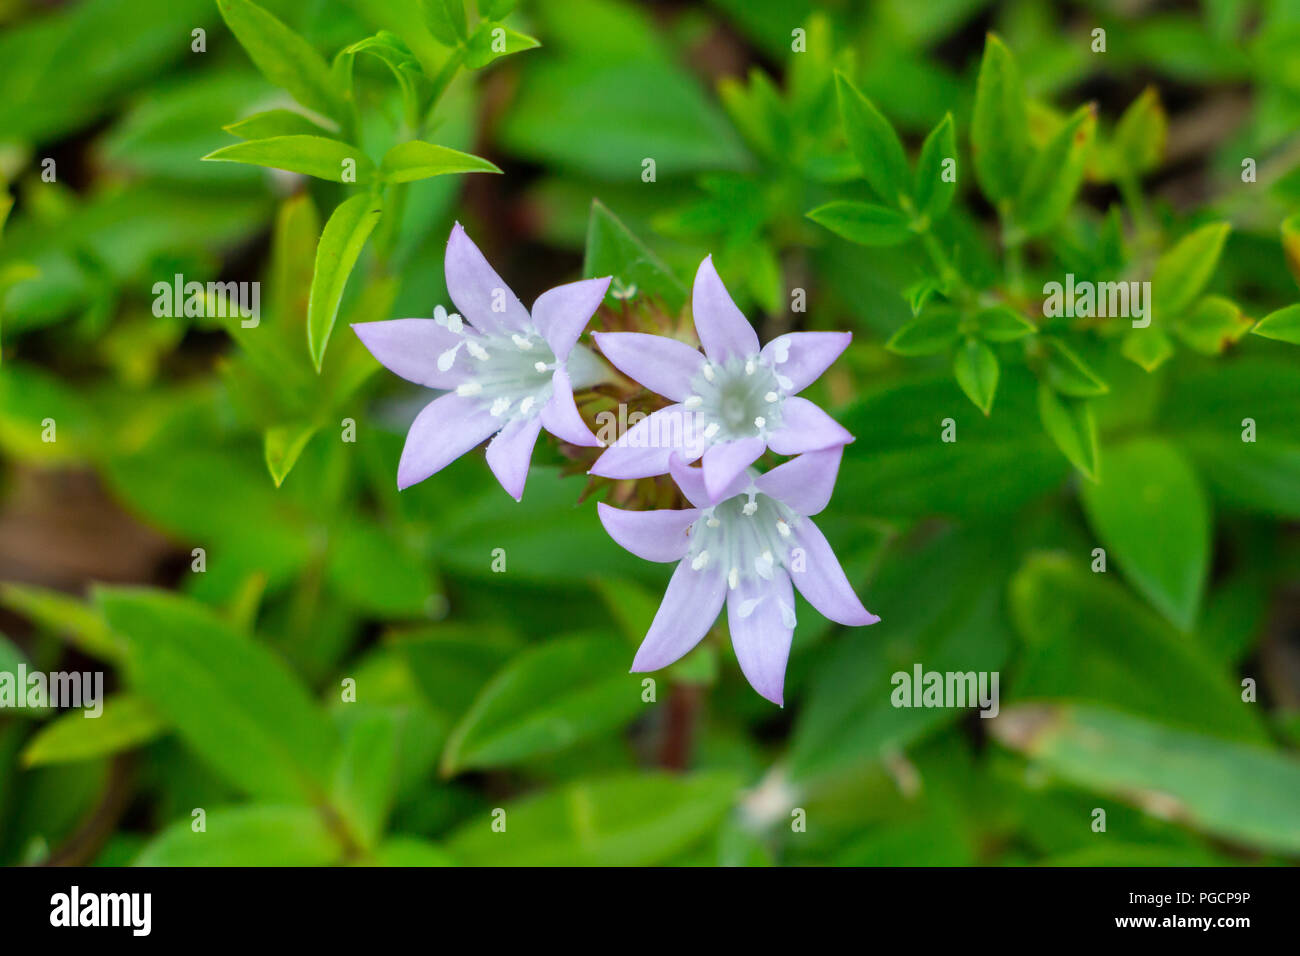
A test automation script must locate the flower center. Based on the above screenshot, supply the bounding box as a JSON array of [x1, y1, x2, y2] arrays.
[[443, 320, 555, 420], [685, 355, 783, 444], [684, 487, 801, 594]]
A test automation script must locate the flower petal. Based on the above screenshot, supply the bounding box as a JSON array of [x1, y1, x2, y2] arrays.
[[692, 255, 760, 363], [767, 396, 854, 455], [631, 560, 726, 672], [351, 319, 467, 389], [397, 393, 500, 490], [754, 446, 844, 516], [532, 276, 611, 361], [444, 223, 529, 335], [589, 404, 704, 479], [540, 367, 599, 446], [702, 437, 766, 501], [761, 331, 851, 394], [727, 567, 796, 706], [789, 518, 879, 626], [485, 414, 543, 501], [593, 331, 703, 402], [597, 502, 700, 563]]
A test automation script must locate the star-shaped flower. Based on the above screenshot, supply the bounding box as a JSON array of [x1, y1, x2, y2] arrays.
[[597, 447, 878, 705], [589, 256, 855, 501], [353, 224, 610, 500]]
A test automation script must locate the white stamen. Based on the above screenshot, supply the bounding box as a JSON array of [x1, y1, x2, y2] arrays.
[[779, 602, 797, 629], [456, 382, 482, 397], [764, 391, 779, 403], [519, 396, 535, 415], [737, 598, 762, 618], [776, 519, 791, 538], [776, 373, 794, 391], [445, 312, 463, 334], [706, 517, 720, 528], [728, 568, 739, 590], [512, 334, 533, 350], [437, 343, 462, 371], [466, 340, 490, 361], [691, 550, 710, 571], [490, 397, 511, 417], [754, 416, 766, 429], [702, 364, 715, 381], [534, 361, 550, 374], [771, 339, 790, 363], [742, 501, 757, 516], [755, 550, 774, 579], [744, 359, 756, 375], [703, 423, 720, 440], [684, 395, 703, 409]]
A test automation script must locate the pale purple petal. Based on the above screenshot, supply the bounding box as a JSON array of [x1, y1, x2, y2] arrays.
[[589, 405, 703, 479], [351, 319, 467, 389], [761, 331, 851, 394], [667, 453, 711, 508], [727, 567, 796, 706], [767, 396, 854, 455], [631, 560, 726, 672], [540, 368, 599, 446], [593, 332, 704, 402], [397, 393, 500, 490], [485, 414, 543, 501], [444, 223, 530, 335], [692, 255, 760, 363], [702, 437, 765, 501], [789, 518, 879, 626], [532, 276, 611, 361], [597, 502, 700, 563], [754, 446, 844, 517]]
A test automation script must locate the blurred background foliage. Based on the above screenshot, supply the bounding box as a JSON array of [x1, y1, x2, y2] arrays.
[[0, 0, 1298, 866]]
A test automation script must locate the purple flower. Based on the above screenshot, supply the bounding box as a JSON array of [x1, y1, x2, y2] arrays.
[[597, 447, 878, 705], [589, 256, 855, 501], [353, 224, 610, 500]]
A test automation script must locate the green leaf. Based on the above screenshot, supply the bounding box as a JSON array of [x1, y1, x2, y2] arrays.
[[101, 588, 337, 802], [22, 695, 165, 767], [445, 771, 740, 865], [441, 636, 642, 775], [1037, 383, 1098, 481], [216, 0, 344, 121], [1120, 327, 1174, 371], [464, 21, 540, 69], [1283, 213, 1300, 289], [974, 304, 1035, 342], [992, 704, 1300, 854], [1013, 104, 1096, 237], [1080, 438, 1210, 631], [886, 308, 960, 355], [365, 836, 456, 866], [1251, 303, 1300, 344], [1151, 222, 1231, 317], [1110, 87, 1166, 179], [394, 625, 519, 721], [913, 113, 956, 223], [421, 0, 468, 46], [1175, 294, 1252, 354], [953, 337, 998, 415], [308, 193, 384, 371], [806, 201, 912, 247], [264, 421, 320, 487], [223, 109, 335, 140], [1043, 336, 1108, 397], [136, 805, 342, 866], [378, 140, 500, 183], [971, 33, 1030, 203], [834, 72, 911, 207], [583, 198, 686, 311], [331, 709, 401, 850], [203, 136, 373, 183], [325, 520, 439, 619], [0, 583, 119, 660]]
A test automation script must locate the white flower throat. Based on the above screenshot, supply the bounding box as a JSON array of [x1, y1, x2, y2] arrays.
[[683, 350, 791, 444], [686, 487, 801, 616], [437, 308, 556, 421]]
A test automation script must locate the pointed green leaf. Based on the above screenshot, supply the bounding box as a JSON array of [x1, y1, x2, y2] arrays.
[[379, 140, 500, 183], [1080, 438, 1211, 631], [834, 72, 911, 207], [464, 21, 540, 69], [1044, 336, 1108, 397], [913, 112, 956, 222], [974, 304, 1035, 341], [331, 709, 401, 850], [807, 200, 912, 246], [1252, 303, 1300, 344], [971, 33, 1030, 203], [1110, 86, 1166, 179], [1014, 103, 1096, 237], [203, 136, 373, 183], [308, 193, 384, 371], [886, 308, 960, 356], [1038, 383, 1099, 481], [1152, 222, 1231, 317], [224, 109, 334, 140], [136, 805, 341, 866], [22, 695, 165, 767], [216, 0, 344, 121], [1121, 326, 1175, 371], [953, 337, 999, 415], [422, 0, 468, 46], [583, 198, 685, 310], [264, 421, 321, 487], [1176, 294, 1252, 354]]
